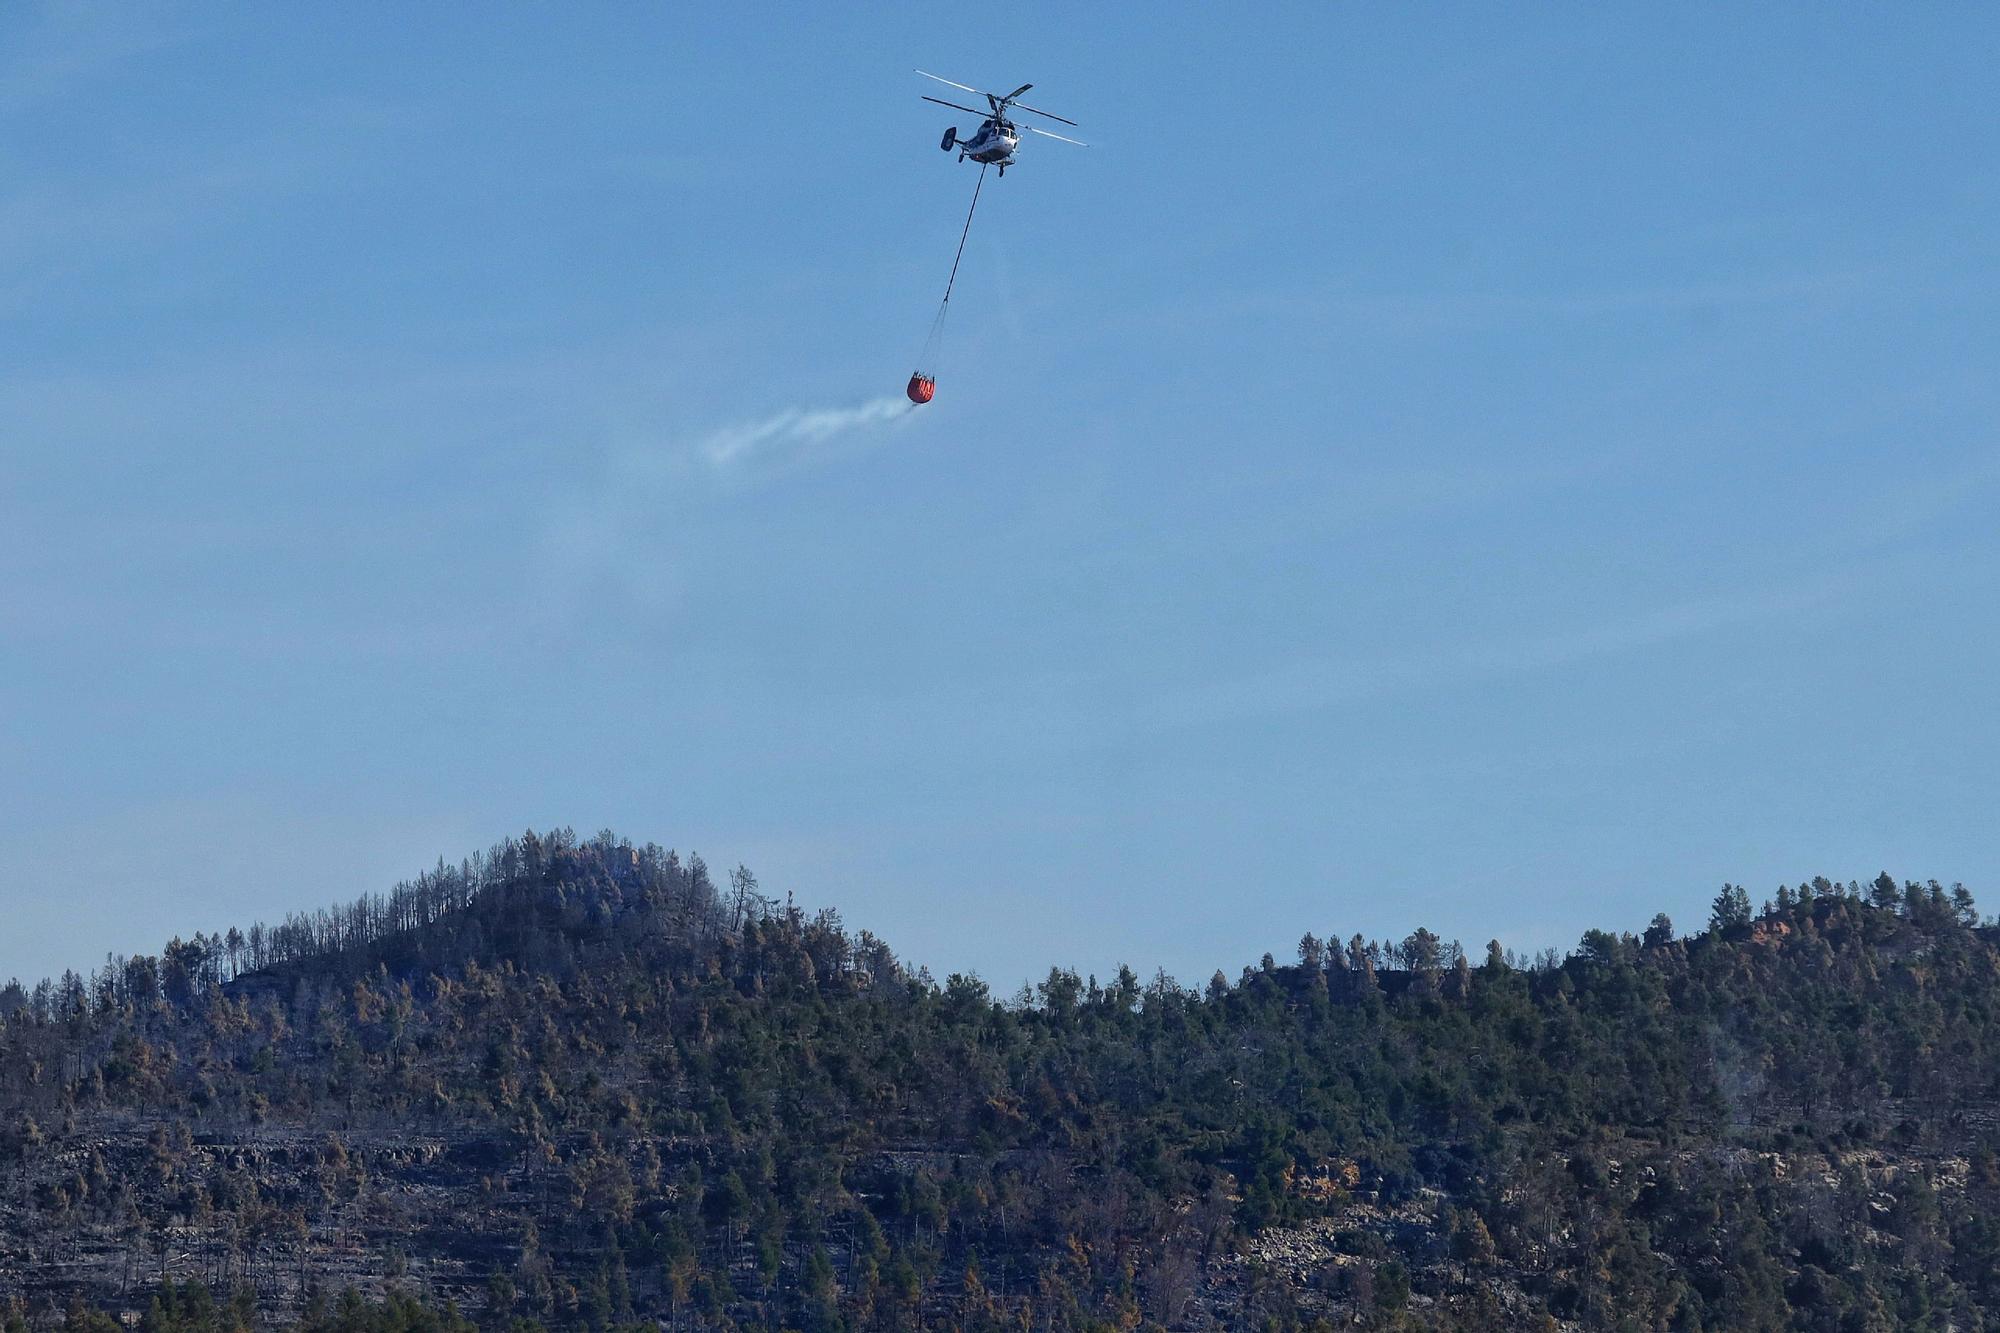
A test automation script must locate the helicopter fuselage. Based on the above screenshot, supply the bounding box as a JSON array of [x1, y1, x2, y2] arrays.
[[954, 119, 1019, 169], [920, 72, 1082, 178]]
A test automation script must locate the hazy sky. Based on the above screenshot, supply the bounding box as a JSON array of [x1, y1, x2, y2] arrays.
[[3, 5, 1995, 993]]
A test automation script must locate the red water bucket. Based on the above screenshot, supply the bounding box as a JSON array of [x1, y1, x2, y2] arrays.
[[906, 373, 936, 405]]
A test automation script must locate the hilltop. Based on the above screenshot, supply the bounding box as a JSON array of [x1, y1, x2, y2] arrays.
[[4, 830, 1999, 1332]]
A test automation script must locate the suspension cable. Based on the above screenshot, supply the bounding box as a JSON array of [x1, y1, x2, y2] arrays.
[[938, 163, 989, 312]]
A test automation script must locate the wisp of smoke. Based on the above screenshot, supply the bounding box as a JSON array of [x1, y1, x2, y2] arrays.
[[702, 396, 913, 471]]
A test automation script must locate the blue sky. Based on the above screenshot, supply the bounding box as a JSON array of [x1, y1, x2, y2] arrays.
[[3, 4, 1995, 992]]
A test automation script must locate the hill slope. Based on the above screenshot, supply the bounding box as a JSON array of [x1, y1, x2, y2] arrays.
[[4, 831, 1998, 1331]]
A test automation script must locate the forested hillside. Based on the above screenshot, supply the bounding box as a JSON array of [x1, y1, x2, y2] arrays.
[[4, 830, 1999, 1332]]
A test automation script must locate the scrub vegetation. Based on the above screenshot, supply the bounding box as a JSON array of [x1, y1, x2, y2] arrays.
[[4, 830, 1999, 1331]]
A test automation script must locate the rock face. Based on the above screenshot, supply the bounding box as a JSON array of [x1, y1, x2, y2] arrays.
[[7, 1111, 1987, 1331], [0, 1123, 504, 1311]]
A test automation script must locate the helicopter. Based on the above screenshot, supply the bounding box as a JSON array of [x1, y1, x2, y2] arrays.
[[917, 70, 1086, 177]]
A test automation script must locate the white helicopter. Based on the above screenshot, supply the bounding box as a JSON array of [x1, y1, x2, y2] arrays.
[[917, 70, 1086, 177]]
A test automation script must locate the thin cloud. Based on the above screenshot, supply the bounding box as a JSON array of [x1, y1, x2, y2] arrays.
[[0, 6, 189, 114], [1147, 567, 1902, 733], [1479, 579, 1855, 676]]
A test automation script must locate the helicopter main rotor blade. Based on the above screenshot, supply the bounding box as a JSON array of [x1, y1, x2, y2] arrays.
[[915, 69, 985, 97], [1010, 101, 1079, 127], [1001, 83, 1033, 103], [921, 95, 988, 118], [1024, 124, 1088, 147]]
